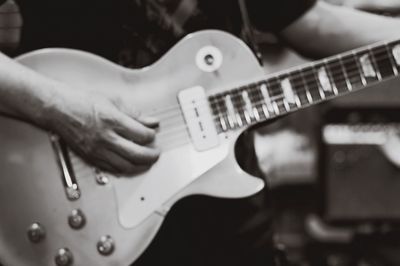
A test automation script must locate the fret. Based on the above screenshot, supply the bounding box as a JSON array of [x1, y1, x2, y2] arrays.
[[386, 40, 400, 74], [265, 77, 286, 114], [258, 82, 274, 118], [352, 50, 368, 86], [301, 66, 323, 102], [288, 71, 311, 106], [280, 78, 294, 107], [392, 42, 400, 65], [338, 55, 353, 91], [323, 59, 339, 95], [270, 99, 280, 115], [241, 89, 255, 124], [355, 51, 379, 84], [314, 62, 337, 98], [209, 95, 224, 132], [367, 46, 382, 80], [385, 42, 399, 76], [229, 88, 247, 127], [280, 76, 299, 110], [369, 44, 396, 79], [218, 94, 230, 131], [213, 94, 230, 132], [233, 89, 245, 127], [247, 83, 269, 121], [298, 70, 317, 104], [224, 94, 238, 129], [325, 56, 349, 94], [341, 52, 364, 88]]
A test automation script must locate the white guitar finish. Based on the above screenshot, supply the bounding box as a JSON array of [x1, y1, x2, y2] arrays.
[[177, 86, 220, 151], [0, 30, 265, 266]]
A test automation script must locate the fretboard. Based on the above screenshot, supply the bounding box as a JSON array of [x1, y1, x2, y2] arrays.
[[209, 38, 400, 133]]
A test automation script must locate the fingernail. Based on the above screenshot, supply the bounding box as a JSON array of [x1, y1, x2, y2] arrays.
[[143, 116, 159, 127]]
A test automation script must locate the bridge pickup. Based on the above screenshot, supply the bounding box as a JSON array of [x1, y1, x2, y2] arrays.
[[50, 135, 81, 201], [178, 86, 219, 151]]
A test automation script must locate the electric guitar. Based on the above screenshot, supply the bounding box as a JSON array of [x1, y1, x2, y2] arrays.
[[0, 30, 399, 266]]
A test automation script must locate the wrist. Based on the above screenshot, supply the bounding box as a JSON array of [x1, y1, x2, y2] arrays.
[[20, 79, 64, 130]]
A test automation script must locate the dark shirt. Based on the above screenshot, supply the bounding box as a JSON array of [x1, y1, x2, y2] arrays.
[[11, 1, 316, 266], [15, 0, 315, 67]]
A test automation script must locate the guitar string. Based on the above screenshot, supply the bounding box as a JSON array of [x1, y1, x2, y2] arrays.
[[69, 45, 400, 172], [70, 72, 393, 174], [148, 62, 377, 130], [143, 50, 397, 131], [153, 54, 399, 135], [145, 57, 399, 148], [156, 85, 392, 147], [209, 43, 396, 106], [144, 44, 398, 119], [69, 136, 195, 172], [69, 47, 400, 169]]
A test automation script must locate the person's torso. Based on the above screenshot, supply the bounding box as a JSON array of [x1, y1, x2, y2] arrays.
[[15, 0, 242, 68]]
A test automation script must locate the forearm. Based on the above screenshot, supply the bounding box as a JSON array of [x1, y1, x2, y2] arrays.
[[281, 1, 400, 58], [0, 52, 159, 173], [0, 52, 58, 125]]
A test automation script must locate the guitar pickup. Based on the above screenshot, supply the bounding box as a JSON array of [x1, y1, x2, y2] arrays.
[[178, 86, 219, 151], [50, 135, 81, 201]]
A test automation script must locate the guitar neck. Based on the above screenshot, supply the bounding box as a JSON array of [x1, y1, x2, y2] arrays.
[[209, 38, 400, 132]]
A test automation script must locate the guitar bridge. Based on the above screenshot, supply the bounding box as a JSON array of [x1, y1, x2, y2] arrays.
[[50, 135, 81, 201]]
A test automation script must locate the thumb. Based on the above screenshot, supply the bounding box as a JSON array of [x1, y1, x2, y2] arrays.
[[136, 115, 159, 129], [112, 97, 159, 128]]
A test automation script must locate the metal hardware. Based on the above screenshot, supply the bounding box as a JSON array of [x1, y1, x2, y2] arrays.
[[55, 248, 73, 266], [50, 135, 81, 201], [27, 222, 46, 243], [95, 169, 109, 185], [195, 46, 223, 72], [97, 235, 115, 256], [68, 209, 86, 230], [204, 54, 214, 65]]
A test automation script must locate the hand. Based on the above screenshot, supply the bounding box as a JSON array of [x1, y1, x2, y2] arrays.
[[39, 85, 160, 175]]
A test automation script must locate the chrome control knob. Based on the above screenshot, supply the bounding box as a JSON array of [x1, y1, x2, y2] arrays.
[[27, 222, 46, 243], [97, 235, 115, 256], [68, 209, 86, 230], [55, 248, 73, 266], [95, 169, 109, 185]]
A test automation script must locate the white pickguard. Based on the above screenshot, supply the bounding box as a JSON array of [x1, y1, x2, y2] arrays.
[[115, 135, 230, 228]]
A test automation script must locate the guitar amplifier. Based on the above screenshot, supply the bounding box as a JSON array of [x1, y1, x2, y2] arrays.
[[319, 108, 400, 224]]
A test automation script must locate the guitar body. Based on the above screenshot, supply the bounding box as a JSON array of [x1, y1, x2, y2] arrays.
[[0, 30, 265, 265]]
